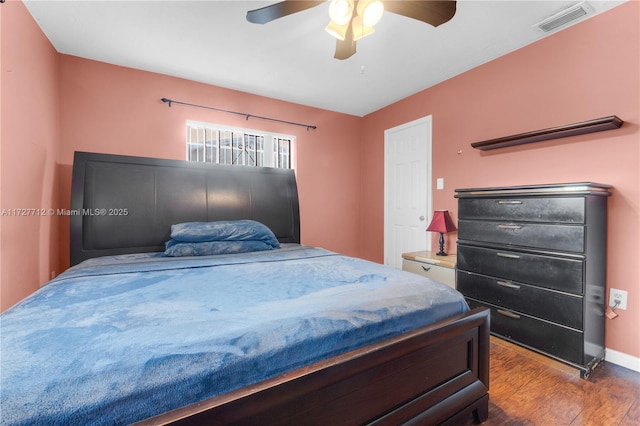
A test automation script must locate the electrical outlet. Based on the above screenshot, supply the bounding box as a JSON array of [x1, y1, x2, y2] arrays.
[[609, 288, 628, 310]]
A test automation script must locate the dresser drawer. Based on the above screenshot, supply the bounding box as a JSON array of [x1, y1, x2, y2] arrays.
[[457, 271, 583, 329], [458, 220, 585, 253], [402, 259, 455, 288], [457, 244, 584, 294], [458, 197, 585, 224], [467, 299, 584, 365]]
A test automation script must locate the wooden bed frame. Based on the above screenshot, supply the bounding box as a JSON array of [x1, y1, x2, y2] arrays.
[[70, 151, 490, 425]]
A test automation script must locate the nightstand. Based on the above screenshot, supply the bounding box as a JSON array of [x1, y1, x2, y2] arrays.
[[402, 251, 457, 289]]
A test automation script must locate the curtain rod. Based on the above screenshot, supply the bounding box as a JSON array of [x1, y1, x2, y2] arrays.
[[160, 98, 317, 131]]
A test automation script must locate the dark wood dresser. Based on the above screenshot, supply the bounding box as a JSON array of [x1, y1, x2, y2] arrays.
[[455, 183, 611, 377]]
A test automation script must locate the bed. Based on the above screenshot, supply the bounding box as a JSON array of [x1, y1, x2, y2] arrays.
[[0, 151, 489, 425]]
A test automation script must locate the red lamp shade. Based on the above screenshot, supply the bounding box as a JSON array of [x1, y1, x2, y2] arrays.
[[426, 210, 457, 256], [426, 210, 457, 234]]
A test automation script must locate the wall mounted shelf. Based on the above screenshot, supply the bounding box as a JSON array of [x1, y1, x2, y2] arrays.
[[471, 115, 623, 151]]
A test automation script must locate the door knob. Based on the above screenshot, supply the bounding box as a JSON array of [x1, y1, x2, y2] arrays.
[[419, 216, 425, 221]]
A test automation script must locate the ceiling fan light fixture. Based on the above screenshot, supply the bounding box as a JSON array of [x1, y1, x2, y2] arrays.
[[357, 0, 384, 27], [245, 0, 457, 60], [328, 0, 355, 26], [325, 20, 349, 40], [351, 16, 375, 41]]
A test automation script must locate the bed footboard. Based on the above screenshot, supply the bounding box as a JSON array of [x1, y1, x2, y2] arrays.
[[139, 307, 490, 425]]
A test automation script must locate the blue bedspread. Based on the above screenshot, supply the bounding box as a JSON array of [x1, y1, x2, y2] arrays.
[[0, 245, 468, 425]]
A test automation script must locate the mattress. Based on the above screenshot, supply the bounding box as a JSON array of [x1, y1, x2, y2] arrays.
[[0, 245, 468, 425]]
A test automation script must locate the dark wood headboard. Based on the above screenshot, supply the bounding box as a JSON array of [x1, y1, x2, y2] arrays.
[[70, 151, 300, 266]]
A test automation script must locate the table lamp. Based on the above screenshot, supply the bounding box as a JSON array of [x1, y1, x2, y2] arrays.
[[426, 210, 457, 256]]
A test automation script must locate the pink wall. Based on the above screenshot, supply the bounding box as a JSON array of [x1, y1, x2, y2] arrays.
[[361, 2, 639, 359], [56, 56, 363, 272], [1, 0, 60, 311]]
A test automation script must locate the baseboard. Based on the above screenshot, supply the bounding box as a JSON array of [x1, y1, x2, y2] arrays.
[[606, 348, 640, 372]]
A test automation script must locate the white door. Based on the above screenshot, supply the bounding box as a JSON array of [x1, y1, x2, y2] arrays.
[[384, 116, 432, 269]]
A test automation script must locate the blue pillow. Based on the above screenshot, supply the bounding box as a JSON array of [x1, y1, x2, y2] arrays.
[[170, 220, 280, 248], [165, 240, 276, 257]]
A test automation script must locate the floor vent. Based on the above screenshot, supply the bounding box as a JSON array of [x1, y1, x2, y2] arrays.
[[535, 1, 594, 33]]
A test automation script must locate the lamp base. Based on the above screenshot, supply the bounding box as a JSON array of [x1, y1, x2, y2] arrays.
[[436, 233, 447, 256]]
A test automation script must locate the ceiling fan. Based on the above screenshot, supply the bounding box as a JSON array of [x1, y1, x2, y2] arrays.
[[246, 0, 457, 60]]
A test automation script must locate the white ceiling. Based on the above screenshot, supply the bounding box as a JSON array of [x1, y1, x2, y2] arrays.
[[23, 0, 625, 117]]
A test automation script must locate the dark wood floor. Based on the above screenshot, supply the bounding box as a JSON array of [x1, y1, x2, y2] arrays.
[[462, 337, 640, 425]]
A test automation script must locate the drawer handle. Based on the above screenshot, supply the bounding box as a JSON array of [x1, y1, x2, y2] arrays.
[[498, 224, 522, 230], [497, 252, 521, 260], [421, 266, 432, 272], [497, 200, 523, 205], [497, 309, 521, 319], [496, 280, 521, 290]]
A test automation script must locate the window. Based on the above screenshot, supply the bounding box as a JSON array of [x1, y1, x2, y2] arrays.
[[186, 121, 294, 169]]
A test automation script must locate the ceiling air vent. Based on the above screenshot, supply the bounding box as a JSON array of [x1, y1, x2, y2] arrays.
[[535, 1, 594, 33]]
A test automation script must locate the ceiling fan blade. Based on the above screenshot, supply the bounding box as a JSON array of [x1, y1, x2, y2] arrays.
[[383, 0, 456, 27], [334, 23, 357, 60], [247, 1, 326, 24], [334, 38, 357, 60]]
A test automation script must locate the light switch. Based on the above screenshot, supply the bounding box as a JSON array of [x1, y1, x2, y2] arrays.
[[436, 178, 444, 190]]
